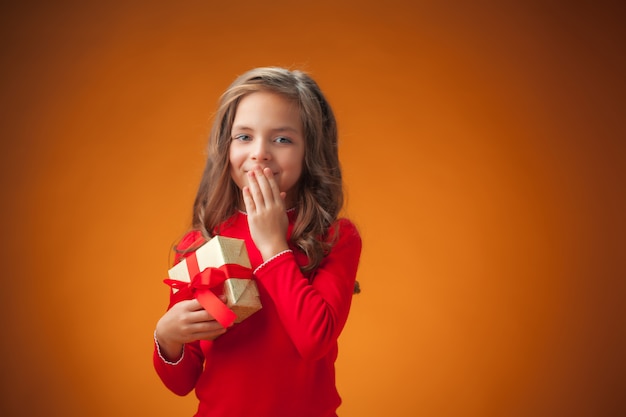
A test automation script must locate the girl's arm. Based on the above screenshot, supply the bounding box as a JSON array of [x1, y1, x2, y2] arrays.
[[244, 167, 362, 359], [153, 231, 226, 395], [153, 337, 204, 396], [153, 300, 211, 396], [254, 218, 361, 360]]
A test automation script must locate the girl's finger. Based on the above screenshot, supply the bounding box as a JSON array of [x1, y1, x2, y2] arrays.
[[191, 327, 227, 340], [253, 168, 275, 204], [189, 308, 214, 322], [186, 298, 204, 311], [262, 167, 283, 202], [242, 186, 255, 213], [246, 171, 265, 208]]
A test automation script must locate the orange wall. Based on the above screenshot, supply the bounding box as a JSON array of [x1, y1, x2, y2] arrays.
[[1, 1, 624, 416]]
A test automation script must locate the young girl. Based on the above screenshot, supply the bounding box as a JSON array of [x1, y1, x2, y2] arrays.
[[153, 67, 362, 417]]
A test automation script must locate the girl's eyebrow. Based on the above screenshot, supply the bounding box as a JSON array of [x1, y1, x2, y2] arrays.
[[273, 126, 300, 134], [232, 125, 300, 134]]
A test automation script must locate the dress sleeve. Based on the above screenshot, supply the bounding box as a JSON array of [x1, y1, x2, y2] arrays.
[[254, 219, 362, 360], [153, 340, 204, 396], [153, 230, 206, 395]]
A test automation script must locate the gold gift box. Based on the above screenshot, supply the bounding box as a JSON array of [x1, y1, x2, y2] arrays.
[[168, 236, 262, 323]]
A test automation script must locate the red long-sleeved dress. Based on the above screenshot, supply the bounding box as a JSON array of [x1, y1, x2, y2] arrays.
[[153, 210, 362, 417]]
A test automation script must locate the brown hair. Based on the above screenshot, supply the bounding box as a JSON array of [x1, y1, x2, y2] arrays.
[[191, 67, 343, 272]]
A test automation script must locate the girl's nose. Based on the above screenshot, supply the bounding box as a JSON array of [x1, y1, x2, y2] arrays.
[[251, 140, 271, 161]]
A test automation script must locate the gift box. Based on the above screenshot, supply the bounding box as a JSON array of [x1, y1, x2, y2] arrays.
[[166, 236, 262, 326]]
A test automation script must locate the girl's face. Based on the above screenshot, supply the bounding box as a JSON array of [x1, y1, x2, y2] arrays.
[[229, 91, 305, 207]]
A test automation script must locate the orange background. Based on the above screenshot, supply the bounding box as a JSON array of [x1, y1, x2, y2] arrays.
[[1, 1, 624, 416]]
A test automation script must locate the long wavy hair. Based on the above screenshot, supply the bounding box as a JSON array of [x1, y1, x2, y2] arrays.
[[191, 67, 343, 273]]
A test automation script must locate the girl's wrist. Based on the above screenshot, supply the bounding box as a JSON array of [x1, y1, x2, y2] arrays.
[[254, 249, 293, 275], [154, 330, 185, 365], [259, 243, 290, 262], [154, 330, 184, 364]]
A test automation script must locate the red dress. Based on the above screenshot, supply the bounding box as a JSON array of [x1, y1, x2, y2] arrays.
[[153, 210, 362, 417]]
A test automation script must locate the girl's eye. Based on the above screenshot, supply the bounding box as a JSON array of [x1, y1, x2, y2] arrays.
[[234, 134, 251, 141], [275, 136, 292, 144]]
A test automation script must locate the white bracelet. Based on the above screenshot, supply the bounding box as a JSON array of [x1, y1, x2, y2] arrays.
[[253, 250, 293, 275], [154, 330, 184, 365]]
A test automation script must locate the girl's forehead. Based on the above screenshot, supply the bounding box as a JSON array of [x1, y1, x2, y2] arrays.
[[233, 91, 302, 128]]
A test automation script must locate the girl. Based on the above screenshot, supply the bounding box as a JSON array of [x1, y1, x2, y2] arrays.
[[153, 67, 362, 417]]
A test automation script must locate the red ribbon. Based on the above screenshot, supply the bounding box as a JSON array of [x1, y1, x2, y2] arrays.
[[164, 251, 253, 328]]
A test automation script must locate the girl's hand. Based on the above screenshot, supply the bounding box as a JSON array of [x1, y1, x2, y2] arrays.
[[155, 298, 228, 361], [243, 167, 290, 261]]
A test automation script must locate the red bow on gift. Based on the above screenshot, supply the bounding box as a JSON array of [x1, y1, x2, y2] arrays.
[[164, 251, 253, 328]]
